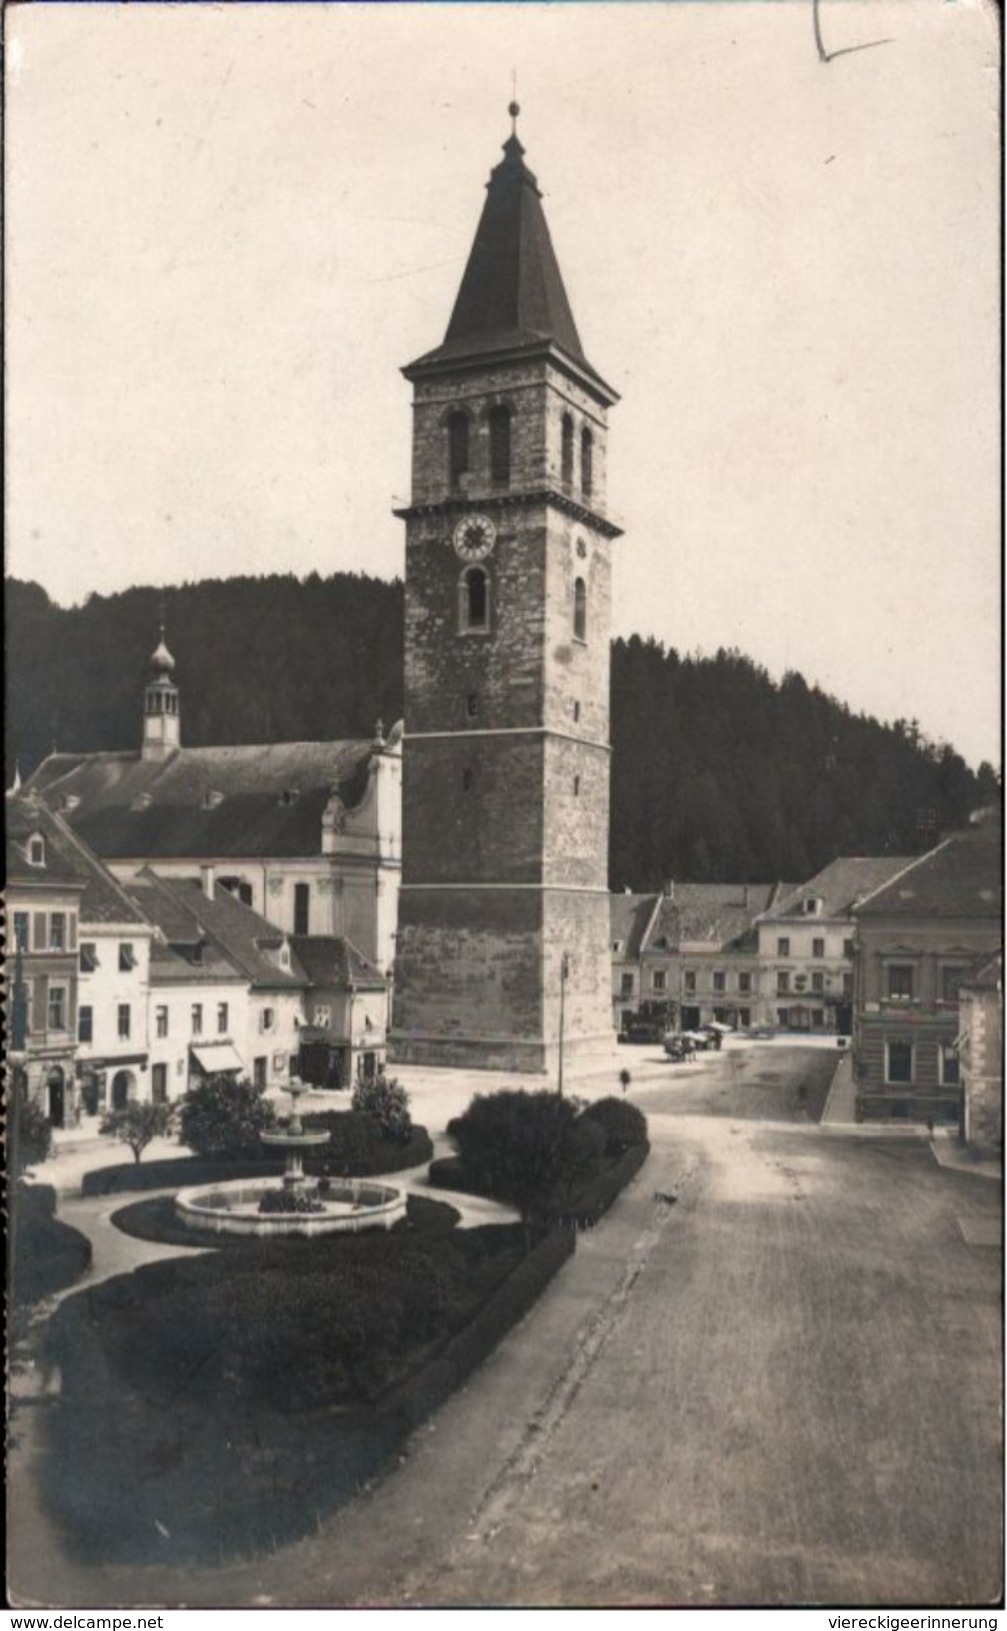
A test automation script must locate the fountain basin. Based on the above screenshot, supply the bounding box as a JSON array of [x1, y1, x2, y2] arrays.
[[175, 1178, 406, 1238]]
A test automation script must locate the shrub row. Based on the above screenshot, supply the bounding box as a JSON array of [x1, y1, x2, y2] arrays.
[[549, 1140, 650, 1229], [83, 1120, 433, 1196], [12, 1213, 92, 1307], [379, 1223, 575, 1434]]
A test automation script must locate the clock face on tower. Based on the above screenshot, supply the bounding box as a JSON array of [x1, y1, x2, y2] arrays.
[[453, 513, 496, 561]]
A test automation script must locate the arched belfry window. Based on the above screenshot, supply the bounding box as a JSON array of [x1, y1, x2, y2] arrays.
[[561, 413, 574, 486], [581, 427, 594, 500], [448, 412, 470, 490], [459, 565, 490, 634], [488, 406, 511, 486], [573, 576, 587, 642]]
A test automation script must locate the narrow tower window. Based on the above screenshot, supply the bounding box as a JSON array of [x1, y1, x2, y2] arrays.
[[573, 576, 587, 642], [488, 406, 511, 485], [294, 882, 310, 936], [581, 426, 594, 499], [462, 767, 474, 792], [459, 565, 490, 634], [561, 413, 574, 485], [448, 411, 470, 489]]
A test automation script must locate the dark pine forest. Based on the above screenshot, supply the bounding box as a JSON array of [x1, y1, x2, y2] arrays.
[[6, 574, 999, 890]]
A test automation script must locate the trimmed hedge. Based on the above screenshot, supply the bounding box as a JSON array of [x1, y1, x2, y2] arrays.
[[581, 1096, 649, 1158], [83, 1120, 434, 1196], [379, 1223, 574, 1434], [109, 1189, 460, 1249], [12, 1200, 92, 1308], [430, 1139, 650, 1228]]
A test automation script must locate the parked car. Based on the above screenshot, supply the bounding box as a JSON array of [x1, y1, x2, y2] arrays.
[[618, 1019, 665, 1045]]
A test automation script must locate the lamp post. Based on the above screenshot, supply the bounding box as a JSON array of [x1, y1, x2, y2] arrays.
[[557, 951, 570, 1097]]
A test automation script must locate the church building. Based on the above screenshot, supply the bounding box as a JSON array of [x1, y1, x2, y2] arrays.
[[390, 109, 621, 1072]]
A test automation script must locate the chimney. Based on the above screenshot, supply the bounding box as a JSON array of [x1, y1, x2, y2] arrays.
[[200, 863, 215, 900], [663, 879, 675, 901], [743, 885, 750, 910]]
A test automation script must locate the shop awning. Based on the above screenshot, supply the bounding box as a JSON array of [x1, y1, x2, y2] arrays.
[[190, 1042, 245, 1074]]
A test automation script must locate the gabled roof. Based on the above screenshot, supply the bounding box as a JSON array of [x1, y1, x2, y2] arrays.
[[610, 883, 787, 956], [24, 739, 383, 861], [290, 935, 387, 991], [853, 817, 1003, 919], [5, 791, 147, 924], [763, 857, 916, 923], [128, 871, 306, 990], [405, 125, 615, 401]]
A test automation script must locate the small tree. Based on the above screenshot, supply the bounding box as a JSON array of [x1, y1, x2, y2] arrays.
[[179, 1074, 276, 1160], [10, 1089, 53, 1179], [351, 1072, 412, 1143], [99, 1101, 173, 1164]]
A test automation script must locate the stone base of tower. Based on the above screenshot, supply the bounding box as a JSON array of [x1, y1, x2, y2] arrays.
[[389, 886, 614, 1076]]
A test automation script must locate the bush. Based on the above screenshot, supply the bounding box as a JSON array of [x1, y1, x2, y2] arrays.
[[580, 1097, 649, 1159], [449, 1089, 605, 1238], [100, 1101, 173, 1163], [178, 1075, 276, 1159], [351, 1074, 412, 1142], [10, 1095, 53, 1178]]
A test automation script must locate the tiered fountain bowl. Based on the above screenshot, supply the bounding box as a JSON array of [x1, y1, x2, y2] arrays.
[[175, 1077, 406, 1238]]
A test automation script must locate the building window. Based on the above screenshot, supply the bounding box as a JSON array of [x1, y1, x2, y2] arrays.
[[13, 912, 30, 951], [48, 985, 67, 1031], [459, 565, 490, 634], [620, 972, 635, 996], [78, 1005, 93, 1044], [738, 971, 752, 994], [261, 1007, 275, 1033], [713, 970, 726, 994], [447, 411, 469, 489], [119, 942, 136, 972], [152, 1063, 169, 1104], [156, 1005, 169, 1039], [573, 577, 587, 642], [49, 913, 66, 951], [777, 937, 790, 957], [812, 972, 825, 994], [191, 1003, 203, 1036], [885, 1041, 914, 1085], [28, 836, 45, 867], [294, 882, 310, 937], [652, 970, 667, 992], [812, 1009, 825, 1027], [79, 941, 98, 973], [738, 1007, 750, 1026], [217, 1002, 229, 1034], [842, 972, 853, 997], [573, 700, 581, 722], [684, 970, 697, 993], [488, 405, 511, 485], [580, 426, 593, 499], [812, 938, 825, 959], [938, 1042, 960, 1087], [803, 897, 822, 917], [886, 965, 915, 1002], [313, 1005, 331, 1028], [561, 412, 574, 485], [940, 965, 968, 1004], [777, 971, 790, 994], [117, 1003, 131, 1040], [843, 939, 855, 960]]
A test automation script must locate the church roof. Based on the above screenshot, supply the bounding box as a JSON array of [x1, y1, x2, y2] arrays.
[[24, 739, 379, 861], [406, 123, 615, 401]]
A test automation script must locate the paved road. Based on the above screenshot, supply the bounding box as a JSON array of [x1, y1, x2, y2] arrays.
[[9, 1047, 1002, 1607]]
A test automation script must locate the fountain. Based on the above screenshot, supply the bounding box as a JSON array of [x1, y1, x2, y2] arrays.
[[175, 1077, 406, 1238]]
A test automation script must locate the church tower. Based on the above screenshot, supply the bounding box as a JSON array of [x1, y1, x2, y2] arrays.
[[141, 627, 181, 760], [390, 109, 621, 1073]]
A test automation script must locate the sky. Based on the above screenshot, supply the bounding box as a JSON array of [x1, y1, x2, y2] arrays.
[[6, 0, 1001, 769]]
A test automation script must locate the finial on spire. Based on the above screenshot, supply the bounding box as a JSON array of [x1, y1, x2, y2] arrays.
[[509, 69, 519, 137]]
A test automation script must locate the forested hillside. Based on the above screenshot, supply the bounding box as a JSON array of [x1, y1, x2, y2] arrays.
[[6, 575, 999, 889]]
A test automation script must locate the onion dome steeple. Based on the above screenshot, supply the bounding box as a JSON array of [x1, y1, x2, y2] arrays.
[[142, 621, 181, 760]]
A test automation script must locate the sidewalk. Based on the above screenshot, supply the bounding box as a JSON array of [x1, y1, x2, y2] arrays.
[[929, 1127, 1002, 1182]]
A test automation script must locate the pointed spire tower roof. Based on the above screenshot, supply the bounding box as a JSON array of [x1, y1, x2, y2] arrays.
[[405, 107, 616, 403]]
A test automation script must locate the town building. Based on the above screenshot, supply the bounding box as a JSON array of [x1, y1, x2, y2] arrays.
[[391, 107, 621, 1071], [957, 951, 1003, 1151], [611, 882, 787, 1033], [754, 857, 913, 1035], [851, 812, 1002, 1123], [24, 633, 403, 975], [292, 937, 388, 1089]]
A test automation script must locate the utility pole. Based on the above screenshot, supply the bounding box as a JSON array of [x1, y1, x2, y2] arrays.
[[557, 951, 570, 1097]]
